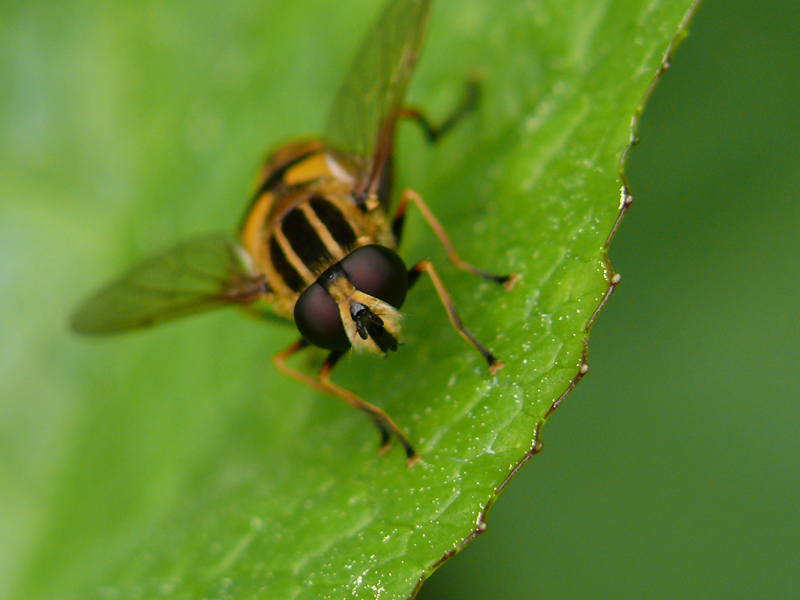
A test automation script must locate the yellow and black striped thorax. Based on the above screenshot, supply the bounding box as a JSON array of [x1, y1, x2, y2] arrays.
[[240, 139, 395, 318]]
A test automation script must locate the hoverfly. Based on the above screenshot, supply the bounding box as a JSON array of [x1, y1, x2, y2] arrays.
[[71, 0, 518, 466]]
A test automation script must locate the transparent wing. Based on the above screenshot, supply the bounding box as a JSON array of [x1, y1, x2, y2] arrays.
[[323, 0, 431, 196], [71, 233, 269, 334]]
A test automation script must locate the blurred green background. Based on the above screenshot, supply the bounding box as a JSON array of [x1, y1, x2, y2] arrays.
[[2, 0, 798, 598], [420, 1, 800, 598]]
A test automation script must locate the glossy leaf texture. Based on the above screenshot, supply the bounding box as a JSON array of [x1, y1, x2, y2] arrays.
[[0, 1, 699, 599]]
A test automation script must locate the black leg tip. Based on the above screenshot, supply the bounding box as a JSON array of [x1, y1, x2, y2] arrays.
[[498, 273, 521, 290], [489, 357, 504, 375]]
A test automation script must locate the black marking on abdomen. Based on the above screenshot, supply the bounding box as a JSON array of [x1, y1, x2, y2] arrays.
[[309, 197, 357, 251], [282, 207, 332, 272], [269, 236, 306, 293]]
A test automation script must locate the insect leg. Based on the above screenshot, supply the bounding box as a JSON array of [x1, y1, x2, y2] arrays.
[[409, 258, 504, 376], [319, 352, 420, 466], [273, 339, 419, 466], [273, 338, 330, 395], [400, 78, 480, 143], [393, 189, 520, 290]]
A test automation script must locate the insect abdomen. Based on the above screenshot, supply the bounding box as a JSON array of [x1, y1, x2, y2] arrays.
[[272, 198, 355, 293], [240, 141, 395, 317]]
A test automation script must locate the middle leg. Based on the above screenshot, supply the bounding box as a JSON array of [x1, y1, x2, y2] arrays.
[[408, 258, 504, 375], [274, 339, 419, 465], [393, 188, 519, 290]]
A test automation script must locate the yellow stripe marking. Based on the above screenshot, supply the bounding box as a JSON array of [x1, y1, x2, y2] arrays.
[[240, 191, 274, 268], [273, 226, 316, 286], [299, 202, 346, 263], [284, 152, 331, 186]]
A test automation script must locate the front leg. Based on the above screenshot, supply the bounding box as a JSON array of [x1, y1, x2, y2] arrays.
[[273, 339, 419, 466]]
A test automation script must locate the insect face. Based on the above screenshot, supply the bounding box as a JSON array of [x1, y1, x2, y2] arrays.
[[294, 245, 409, 354]]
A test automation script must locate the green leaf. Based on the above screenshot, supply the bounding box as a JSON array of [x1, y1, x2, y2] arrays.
[[0, 0, 699, 599]]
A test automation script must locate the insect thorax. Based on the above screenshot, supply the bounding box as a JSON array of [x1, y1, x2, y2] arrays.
[[240, 140, 396, 318]]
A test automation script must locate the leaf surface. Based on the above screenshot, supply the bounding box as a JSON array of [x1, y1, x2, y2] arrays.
[[0, 0, 699, 598]]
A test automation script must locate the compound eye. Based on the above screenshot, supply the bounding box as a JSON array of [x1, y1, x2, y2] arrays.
[[341, 245, 408, 309], [294, 282, 350, 350]]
